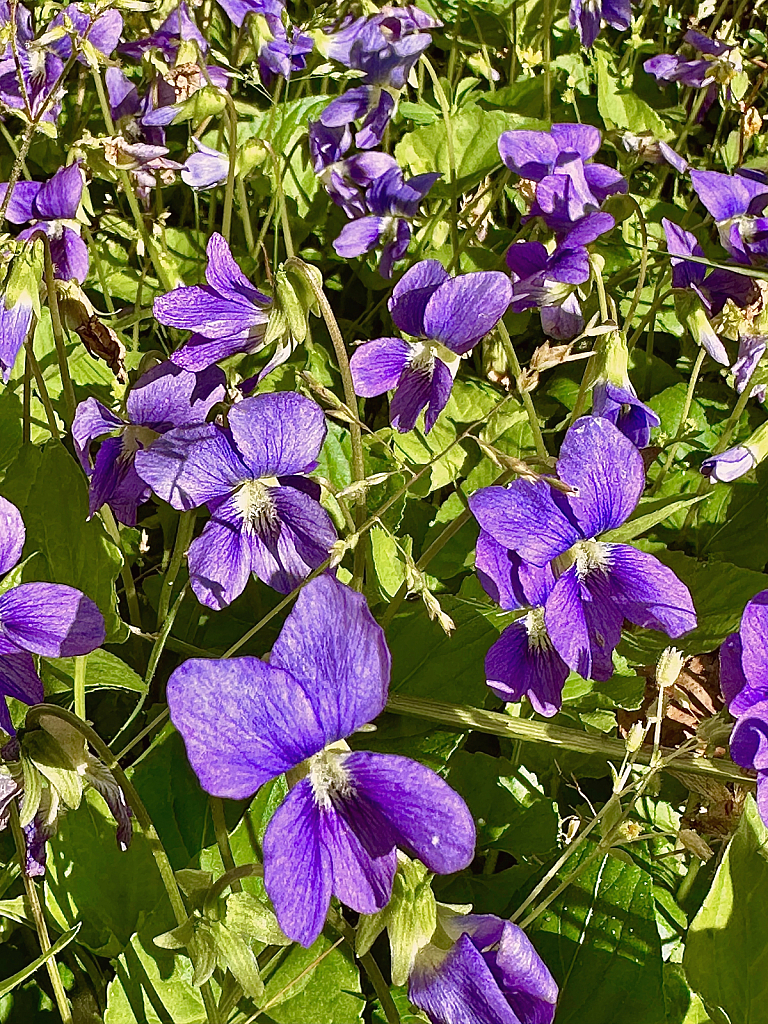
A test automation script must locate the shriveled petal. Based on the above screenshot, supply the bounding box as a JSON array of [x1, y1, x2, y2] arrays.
[[0, 497, 24, 576], [470, 480, 581, 567], [485, 619, 569, 717], [389, 259, 450, 336], [134, 424, 248, 510], [410, 933, 520, 1024], [72, 397, 123, 471], [344, 751, 476, 874], [545, 564, 624, 680], [730, 700, 768, 771], [228, 393, 327, 477], [270, 575, 390, 734], [557, 416, 644, 537], [0, 584, 104, 657], [424, 273, 513, 354], [263, 779, 332, 947], [350, 337, 410, 396], [126, 361, 226, 430], [606, 545, 696, 637]]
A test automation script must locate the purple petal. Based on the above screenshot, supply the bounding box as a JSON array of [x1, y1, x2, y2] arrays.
[[560, 211, 615, 246], [204, 232, 270, 307], [730, 700, 768, 771], [0, 584, 104, 657], [0, 497, 24, 577], [475, 532, 527, 611], [34, 163, 83, 221], [701, 447, 756, 483], [333, 216, 387, 259], [134, 424, 248, 510], [154, 286, 266, 338], [470, 480, 581, 567], [388, 259, 450, 337], [423, 274, 513, 355], [691, 169, 768, 222], [40, 227, 89, 284], [88, 437, 151, 525], [181, 142, 229, 190], [498, 130, 559, 180], [270, 575, 390, 735], [738, 591, 768, 697], [583, 163, 628, 203], [607, 544, 697, 637], [551, 123, 602, 160], [187, 498, 252, 610], [389, 354, 453, 434], [228, 393, 327, 477], [321, 803, 396, 914], [557, 416, 645, 537], [719, 632, 749, 710], [0, 298, 33, 382], [591, 381, 660, 449], [601, 0, 631, 29], [0, 653, 43, 707], [505, 241, 549, 280], [72, 397, 124, 471], [263, 779, 332, 947], [0, 181, 41, 224], [545, 563, 624, 680], [485, 618, 570, 716], [350, 337, 410, 397], [171, 331, 263, 370], [126, 361, 226, 430], [319, 85, 373, 127], [540, 293, 584, 341], [344, 751, 476, 874], [106, 67, 140, 121]]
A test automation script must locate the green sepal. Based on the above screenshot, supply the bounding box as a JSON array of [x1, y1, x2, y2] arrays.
[[18, 753, 42, 828], [210, 920, 265, 1003], [226, 891, 290, 946], [4, 238, 43, 316], [23, 731, 83, 810]]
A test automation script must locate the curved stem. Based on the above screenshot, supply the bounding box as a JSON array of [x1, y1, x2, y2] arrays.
[[24, 333, 59, 440], [496, 321, 549, 461], [157, 510, 196, 629], [650, 347, 706, 495], [100, 505, 142, 628]]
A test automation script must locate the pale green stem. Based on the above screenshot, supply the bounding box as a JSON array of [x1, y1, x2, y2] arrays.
[[622, 196, 649, 333], [73, 656, 87, 721], [422, 56, 459, 258], [496, 321, 549, 461], [36, 231, 75, 422], [157, 510, 196, 629], [650, 347, 707, 495], [24, 334, 59, 440], [221, 98, 238, 243], [100, 505, 141, 628]]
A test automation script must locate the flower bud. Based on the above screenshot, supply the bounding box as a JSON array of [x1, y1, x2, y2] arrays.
[[656, 647, 684, 688]]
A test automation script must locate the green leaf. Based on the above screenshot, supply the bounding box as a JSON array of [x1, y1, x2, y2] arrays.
[[105, 932, 208, 1024], [0, 923, 81, 999], [684, 795, 768, 1024], [261, 933, 364, 1023], [226, 891, 289, 947], [0, 441, 126, 641], [595, 46, 671, 137], [601, 494, 707, 544], [41, 649, 146, 696], [395, 106, 547, 195], [531, 844, 666, 1024], [210, 920, 264, 1002]]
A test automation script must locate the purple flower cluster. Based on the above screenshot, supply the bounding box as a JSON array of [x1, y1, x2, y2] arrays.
[[217, 0, 313, 85], [351, 259, 512, 432], [721, 591, 768, 824], [168, 575, 476, 947], [471, 416, 696, 716]]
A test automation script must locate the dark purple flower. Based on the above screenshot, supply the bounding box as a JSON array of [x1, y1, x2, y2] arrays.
[[320, 85, 396, 150], [72, 361, 226, 526], [0, 496, 105, 736], [167, 575, 475, 946], [135, 392, 337, 607], [470, 416, 697, 681], [316, 146, 399, 219], [569, 0, 630, 48], [119, 1, 207, 61], [701, 446, 756, 483], [505, 241, 590, 340], [351, 260, 512, 433], [409, 911, 558, 1024], [153, 233, 271, 371], [498, 125, 626, 239], [322, 6, 439, 89], [730, 703, 768, 822], [690, 170, 768, 264], [334, 166, 440, 278], [0, 164, 87, 282], [592, 381, 660, 448], [181, 139, 229, 190]]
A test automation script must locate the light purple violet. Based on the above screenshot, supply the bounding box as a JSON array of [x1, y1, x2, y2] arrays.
[[505, 240, 590, 341], [72, 361, 226, 526], [0, 286, 34, 384], [0, 496, 105, 736], [409, 910, 558, 1024], [153, 232, 271, 371], [645, 30, 741, 117], [701, 446, 756, 484], [167, 575, 476, 946], [135, 391, 337, 607], [0, 163, 87, 283], [350, 259, 513, 433], [689, 170, 768, 264], [470, 416, 697, 681], [181, 139, 229, 190], [569, 0, 630, 48]]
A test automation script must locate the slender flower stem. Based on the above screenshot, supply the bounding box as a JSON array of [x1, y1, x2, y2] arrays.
[[264, 142, 294, 259], [73, 655, 87, 720], [221, 98, 238, 243], [622, 196, 649, 333], [328, 910, 401, 1024], [24, 334, 59, 439], [650, 347, 706, 495], [100, 505, 142, 628], [236, 176, 255, 251], [210, 796, 240, 889], [496, 321, 549, 461], [22, 351, 31, 444], [157, 510, 196, 629], [9, 804, 72, 1024], [422, 56, 459, 259], [36, 231, 75, 422]]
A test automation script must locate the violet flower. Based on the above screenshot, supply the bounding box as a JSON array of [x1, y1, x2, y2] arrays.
[[350, 259, 512, 433], [569, 0, 630, 48], [470, 416, 697, 682], [0, 496, 105, 736], [0, 247, 37, 383], [168, 575, 475, 947], [505, 241, 590, 340], [119, 1, 207, 61], [72, 361, 226, 526], [645, 30, 742, 116], [181, 139, 229, 190], [48, 4, 122, 63], [135, 392, 337, 607], [701, 446, 755, 483], [217, 0, 313, 85], [409, 909, 558, 1024], [153, 233, 271, 371], [689, 169, 768, 264], [320, 85, 396, 151], [0, 163, 87, 283], [334, 166, 440, 278], [591, 381, 660, 449]]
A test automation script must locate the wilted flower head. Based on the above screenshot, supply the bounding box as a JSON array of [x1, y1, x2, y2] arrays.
[[351, 259, 512, 432], [72, 360, 227, 526], [645, 30, 742, 116], [181, 139, 229, 190], [167, 575, 475, 946]]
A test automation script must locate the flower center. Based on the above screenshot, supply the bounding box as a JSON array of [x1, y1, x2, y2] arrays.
[[235, 476, 280, 535], [307, 750, 355, 808], [525, 607, 552, 652], [553, 539, 611, 580]]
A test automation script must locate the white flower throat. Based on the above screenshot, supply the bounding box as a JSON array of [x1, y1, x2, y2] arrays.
[[235, 476, 280, 534], [308, 750, 355, 808]]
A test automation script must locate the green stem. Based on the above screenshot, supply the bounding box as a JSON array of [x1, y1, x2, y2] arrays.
[[650, 347, 706, 495], [328, 910, 400, 1024], [264, 141, 294, 259], [496, 321, 549, 461], [210, 796, 240, 886], [385, 694, 752, 785], [22, 350, 31, 444], [100, 505, 141, 628], [221, 99, 238, 243], [9, 803, 72, 1024], [24, 334, 59, 439], [622, 196, 649, 333], [37, 231, 75, 422], [73, 656, 86, 721], [422, 56, 459, 258], [157, 511, 196, 629], [236, 176, 255, 251]]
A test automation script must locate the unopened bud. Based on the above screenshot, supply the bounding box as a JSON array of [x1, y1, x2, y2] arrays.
[[625, 721, 647, 754], [656, 647, 684, 688], [678, 828, 714, 862]]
